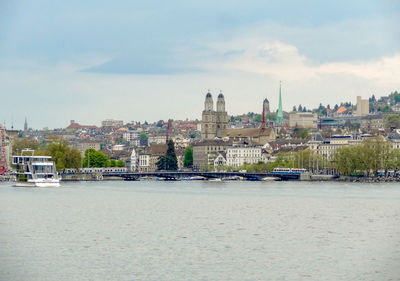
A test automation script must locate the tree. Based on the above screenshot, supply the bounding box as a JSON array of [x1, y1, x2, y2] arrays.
[[156, 140, 178, 170], [116, 160, 125, 167], [332, 136, 398, 176], [183, 146, 193, 167], [12, 138, 42, 154], [253, 114, 262, 122], [82, 148, 109, 168], [386, 114, 400, 129], [44, 137, 82, 170]]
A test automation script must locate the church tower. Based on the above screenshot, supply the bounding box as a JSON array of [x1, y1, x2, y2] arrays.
[[201, 91, 216, 139], [201, 91, 228, 140], [216, 92, 228, 136]]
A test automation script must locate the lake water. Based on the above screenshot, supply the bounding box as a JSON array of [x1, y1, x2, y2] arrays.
[[1, 180, 400, 281]]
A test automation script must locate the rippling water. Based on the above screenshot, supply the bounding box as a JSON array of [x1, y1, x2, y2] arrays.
[[1, 180, 400, 281]]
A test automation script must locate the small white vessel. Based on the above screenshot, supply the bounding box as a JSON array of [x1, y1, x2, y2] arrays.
[[208, 178, 222, 182], [261, 176, 279, 181], [12, 149, 61, 187]]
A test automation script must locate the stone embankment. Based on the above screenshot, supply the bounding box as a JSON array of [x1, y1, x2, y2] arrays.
[[338, 176, 400, 183]]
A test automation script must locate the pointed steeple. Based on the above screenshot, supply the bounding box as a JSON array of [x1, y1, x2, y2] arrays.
[[277, 81, 283, 126], [24, 117, 28, 132]]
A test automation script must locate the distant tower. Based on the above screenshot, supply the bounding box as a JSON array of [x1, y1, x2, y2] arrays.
[[216, 91, 228, 135], [204, 91, 213, 111], [24, 117, 28, 132], [201, 90, 228, 140], [216, 91, 225, 112], [277, 82, 283, 126], [261, 98, 270, 128], [202, 91, 215, 139]]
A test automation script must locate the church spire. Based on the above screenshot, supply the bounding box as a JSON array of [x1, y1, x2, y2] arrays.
[[24, 117, 28, 132], [277, 81, 283, 126]]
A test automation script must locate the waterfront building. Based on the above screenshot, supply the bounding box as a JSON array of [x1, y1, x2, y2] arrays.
[[289, 112, 318, 129], [356, 96, 370, 117], [201, 91, 229, 140], [138, 152, 150, 172], [192, 139, 232, 169], [226, 143, 262, 168], [149, 144, 167, 171], [308, 134, 371, 160], [213, 152, 227, 167], [130, 148, 138, 172]]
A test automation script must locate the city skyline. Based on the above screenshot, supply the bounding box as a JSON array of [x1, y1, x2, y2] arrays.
[[1, 0, 399, 129]]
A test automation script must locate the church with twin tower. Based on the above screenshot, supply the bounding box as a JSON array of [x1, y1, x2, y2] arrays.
[[201, 91, 229, 139]]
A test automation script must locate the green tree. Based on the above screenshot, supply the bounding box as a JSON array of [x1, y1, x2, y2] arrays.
[[386, 114, 400, 129], [12, 138, 42, 154], [183, 146, 193, 167], [116, 160, 125, 167], [253, 114, 262, 122], [82, 148, 110, 168], [332, 136, 397, 176], [156, 140, 178, 170], [44, 137, 82, 171]]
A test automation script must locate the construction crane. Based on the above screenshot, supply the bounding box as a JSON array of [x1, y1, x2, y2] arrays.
[[0, 123, 9, 174]]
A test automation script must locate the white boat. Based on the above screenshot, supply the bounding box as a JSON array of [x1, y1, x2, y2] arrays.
[[12, 149, 61, 187], [208, 178, 222, 182], [261, 176, 280, 181], [189, 176, 207, 180]]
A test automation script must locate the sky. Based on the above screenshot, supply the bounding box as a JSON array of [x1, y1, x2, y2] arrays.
[[1, 0, 399, 129]]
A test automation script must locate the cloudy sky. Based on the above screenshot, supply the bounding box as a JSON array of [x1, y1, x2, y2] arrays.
[[1, 0, 399, 129]]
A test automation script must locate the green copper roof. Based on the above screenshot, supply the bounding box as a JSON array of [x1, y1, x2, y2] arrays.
[[277, 82, 283, 125]]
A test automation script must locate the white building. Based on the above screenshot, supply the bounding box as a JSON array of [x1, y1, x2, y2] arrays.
[[148, 135, 167, 144], [214, 152, 227, 167], [138, 153, 150, 172], [226, 144, 262, 167], [123, 130, 140, 142]]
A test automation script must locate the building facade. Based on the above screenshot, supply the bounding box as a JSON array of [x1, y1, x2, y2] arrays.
[[289, 112, 318, 128], [360, 114, 385, 131], [226, 144, 262, 167], [356, 96, 369, 117], [193, 139, 232, 169]]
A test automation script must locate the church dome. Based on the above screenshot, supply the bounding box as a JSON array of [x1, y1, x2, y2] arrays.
[[218, 93, 224, 99], [264, 98, 269, 103], [206, 92, 212, 98]]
